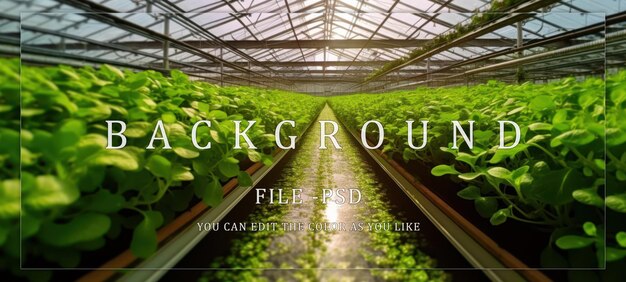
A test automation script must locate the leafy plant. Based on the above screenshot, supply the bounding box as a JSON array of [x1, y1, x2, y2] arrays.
[[0, 58, 324, 275], [330, 72, 626, 269]]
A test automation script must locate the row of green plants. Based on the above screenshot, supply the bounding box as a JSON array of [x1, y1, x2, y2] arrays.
[[367, 0, 527, 81], [0, 58, 324, 278], [329, 73, 626, 274]]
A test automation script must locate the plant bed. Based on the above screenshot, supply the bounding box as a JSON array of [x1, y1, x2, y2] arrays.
[[0, 58, 324, 281], [330, 73, 626, 281], [77, 104, 325, 282], [396, 156, 554, 267], [335, 114, 550, 282]]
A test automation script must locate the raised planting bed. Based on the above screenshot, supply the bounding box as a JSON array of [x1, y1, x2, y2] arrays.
[[0, 58, 324, 281], [329, 73, 626, 281]]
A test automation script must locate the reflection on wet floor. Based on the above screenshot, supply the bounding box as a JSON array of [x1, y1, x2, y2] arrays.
[[201, 106, 446, 282]]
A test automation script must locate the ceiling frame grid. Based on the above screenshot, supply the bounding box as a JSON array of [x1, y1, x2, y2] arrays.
[[6, 0, 622, 92]]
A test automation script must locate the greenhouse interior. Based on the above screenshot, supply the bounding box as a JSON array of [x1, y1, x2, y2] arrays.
[[1, 0, 626, 281]]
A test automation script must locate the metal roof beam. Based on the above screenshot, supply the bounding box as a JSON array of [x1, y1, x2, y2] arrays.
[[33, 38, 527, 50], [54, 0, 279, 85], [357, 0, 561, 86], [195, 69, 461, 75], [151, 59, 500, 68]]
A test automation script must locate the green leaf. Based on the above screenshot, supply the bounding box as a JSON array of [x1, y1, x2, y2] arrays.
[[507, 106, 525, 115], [510, 166, 529, 180], [38, 213, 111, 247], [166, 123, 187, 138], [238, 171, 253, 187], [431, 165, 459, 176], [402, 148, 417, 161], [527, 169, 590, 205], [606, 128, 626, 147], [489, 144, 528, 164], [529, 95, 556, 111], [208, 110, 228, 120], [218, 159, 239, 178], [87, 149, 140, 171], [170, 69, 189, 83], [583, 222, 596, 237], [556, 235, 595, 250], [145, 155, 172, 179], [202, 177, 223, 207], [0, 129, 19, 165], [487, 167, 512, 180], [172, 164, 194, 182], [593, 159, 605, 170], [572, 188, 604, 208], [51, 120, 86, 157], [130, 215, 158, 259], [455, 152, 481, 167], [161, 112, 176, 123], [527, 123, 552, 131], [125, 122, 152, 138], [526, 134, 548, 144], [125, 72, 148, 89], [247, 150, 262, 162], [474, 197, 498, 218], [101, 64, 125, 80], [616, 232, 626, 248], [606, 194, 626, 213], [172, 138, 200, 159], [0, 179, 20, 219], [197, 102, 210, 113], [459, 172, 484, 181], [24, 175, 79, 210], [82, 190, 125, 213], [607, 247, 626, 262], [21, 211, 41, 239], [144, 211, 164, 229], [550, 129, 595, 147], [457, 185, 481, 200], [489, 208, 510, 225], [261, 154, 273, 166], [210, 130, 222, 143]]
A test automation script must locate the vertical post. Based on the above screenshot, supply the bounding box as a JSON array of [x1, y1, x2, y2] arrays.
[[163, 15, 170, 70], [219, 48, 224, 87], [146, 0, 152, 13], [426, 57, 431, 87], [516, 21, 524, 84], [248, 61, 251, 86], [323, 46, 327, 77]]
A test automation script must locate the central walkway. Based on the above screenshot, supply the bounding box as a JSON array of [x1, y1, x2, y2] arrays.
[[201, 105, 446, 282]]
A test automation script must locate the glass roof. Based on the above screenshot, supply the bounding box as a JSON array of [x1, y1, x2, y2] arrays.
[[2, 0, 624, 90]]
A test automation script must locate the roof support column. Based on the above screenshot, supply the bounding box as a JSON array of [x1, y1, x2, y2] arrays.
[[163, 15, 170, 70], [426, 57, 431, 87], [516, 21, 525, 83], [220, 48, 224, 86]]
